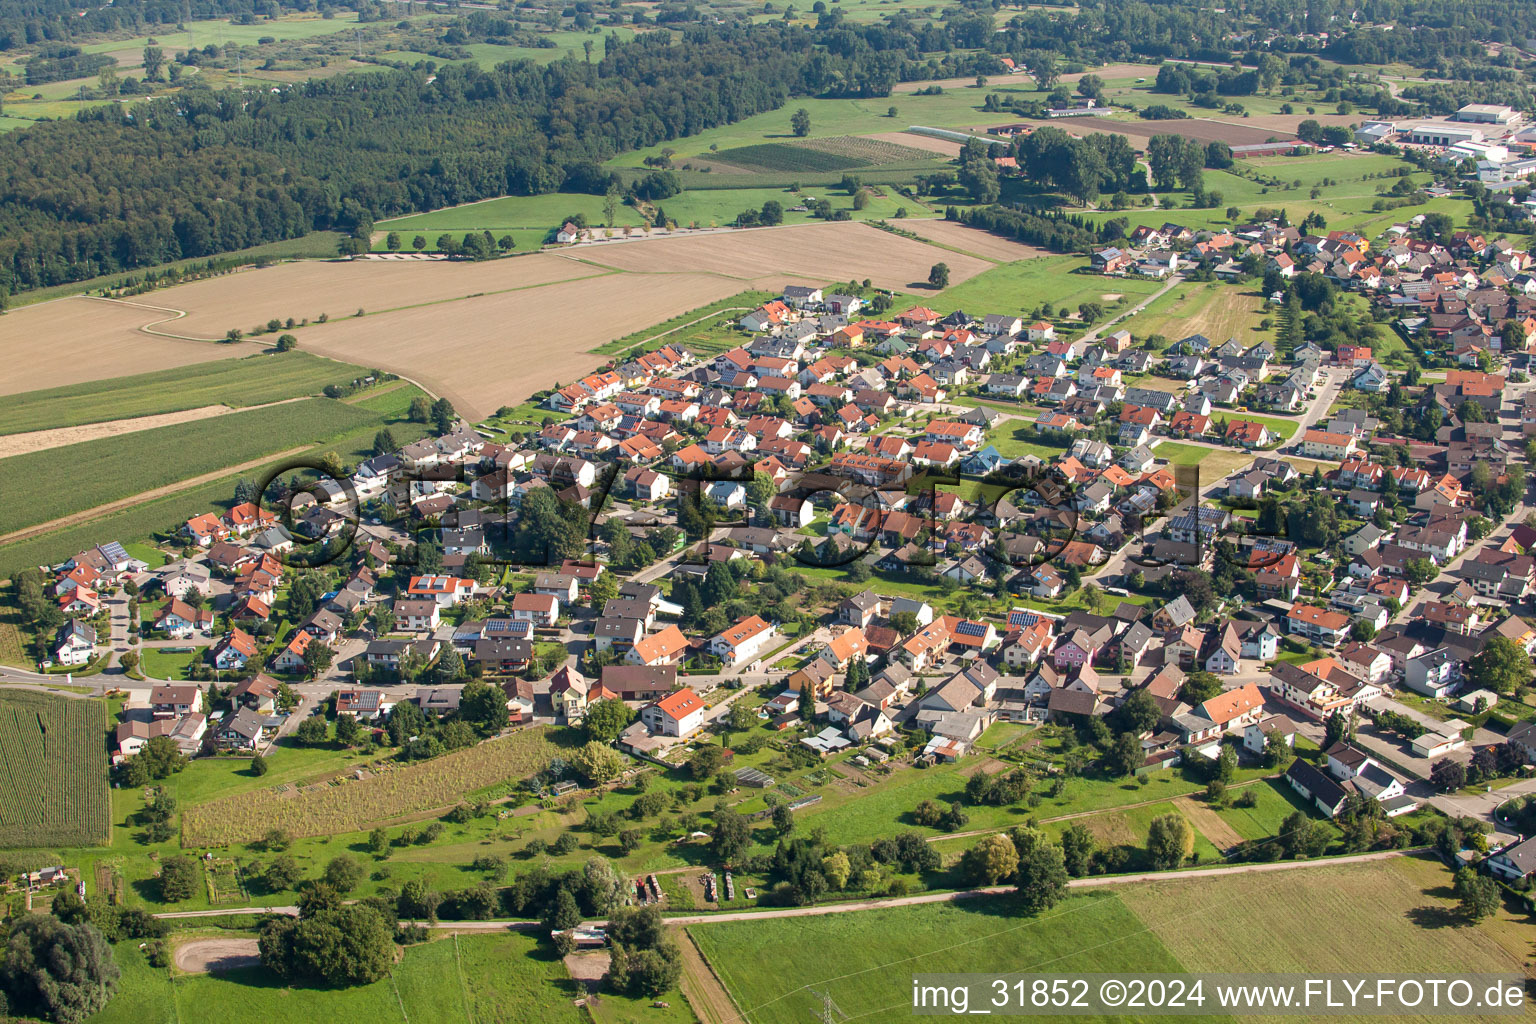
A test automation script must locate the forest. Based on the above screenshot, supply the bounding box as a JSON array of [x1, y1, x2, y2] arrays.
[[0, 24, 816, 294], [1, 0, 1534, 293]]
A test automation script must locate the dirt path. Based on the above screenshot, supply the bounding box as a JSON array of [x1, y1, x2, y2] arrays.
[[173, 938, 261, 974], [151, 851, 1418, 930], [1172, 796, 1245, 850], [0, 445, 311, 546], [83, 294, 208, 342], [675, 927, 741, 1024]]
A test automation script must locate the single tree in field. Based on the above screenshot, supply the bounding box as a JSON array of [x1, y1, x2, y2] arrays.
[[790, 108, 811, 136], [385, 231, 401, 251], [142, 45, 165, 81], [928, 262, 950, 288], [1453, 866, 1500, 921], [1145, 813, 1193, 870], [411, 235, 426, 251], [960, 833, 1018, 886]]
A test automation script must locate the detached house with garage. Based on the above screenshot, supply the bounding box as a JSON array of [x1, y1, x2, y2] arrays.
[[710, 615, 777, 666]]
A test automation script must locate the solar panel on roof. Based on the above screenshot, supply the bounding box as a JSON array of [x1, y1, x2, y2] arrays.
[[956, 621, 988, 637]]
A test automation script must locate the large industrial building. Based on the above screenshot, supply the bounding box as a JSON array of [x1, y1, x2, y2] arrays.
[[1455, 103, 1519, 124]]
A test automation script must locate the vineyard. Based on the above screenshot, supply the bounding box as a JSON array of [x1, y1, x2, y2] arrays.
[[710, 142, 867, 173], [793, 135, 945, 165], [181, 728, 561, 846], [0, 690, 110, 847]]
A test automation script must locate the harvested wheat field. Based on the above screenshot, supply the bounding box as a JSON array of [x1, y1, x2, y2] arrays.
[[156, 253, 605, 338], [0, 297, 239, 396], [896, 219, 1056, 262], [290, 270, 746, 419], [578, 221, 991, 292], [863, 130, 966, 157]]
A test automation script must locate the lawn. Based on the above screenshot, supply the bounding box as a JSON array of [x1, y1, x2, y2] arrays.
[[688, 892, 1191, 1024], [607, 85, 1033, 171], [934, 257, 1165, 318], [590, 289, 779, 357], [1116, 280, 1269, 344], [0, 689, 109, 847], [76, 12, 369, 56], [0, 352, 372, 436], [1150, 442, 1256, 482], [377, 186, 932, 245], [0, 398, 382, 537], [88, 931, 588, 1024], [137, 646, 207, 681], [1212, 778, 1330, 842]]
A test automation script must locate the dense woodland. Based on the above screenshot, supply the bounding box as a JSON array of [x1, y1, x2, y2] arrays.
[[4, 0, 1536, 292], [0, 25, 813, 293]]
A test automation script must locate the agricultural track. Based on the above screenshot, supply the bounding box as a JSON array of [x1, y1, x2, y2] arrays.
[[676, 928, 741, 1024]]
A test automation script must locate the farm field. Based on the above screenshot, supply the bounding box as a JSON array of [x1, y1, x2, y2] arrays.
[[380, 27, 636, 69], [74, 13, 370, 57], [1055, 115, 1294, 146], [0, 689, 109, 847], [892, 218, 1059, 262], [145, 253, 605, 339], [607, 86, 1036, 170], [87, 932, 597, 1024], [0, 395, 430, 580], [0, 398, 380, 538], [707, 135, 941, 173], [180, 727, 562, 846], [692, 856, 1520, 1024], [289, 222, 987, 417], [9, 233, 350, 310], [0, 297, 243, 397], [1119, 854, 1529, 1022], [573, 221, 988, 289], [290, 269, 740, 419], [689, 892, 1191, 1024], [0, 352, 371, 437]]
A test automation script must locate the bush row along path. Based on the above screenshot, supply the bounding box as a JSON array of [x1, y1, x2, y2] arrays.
[[153, 848, 1411, 926]]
